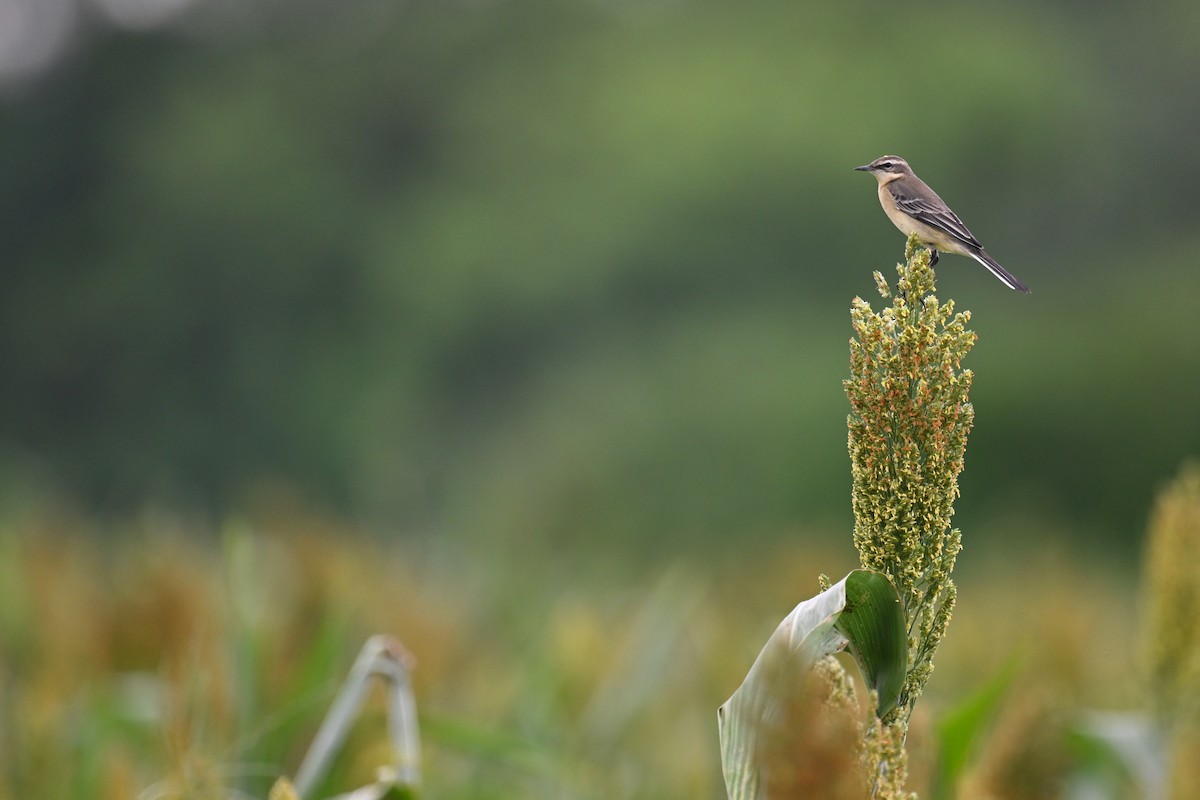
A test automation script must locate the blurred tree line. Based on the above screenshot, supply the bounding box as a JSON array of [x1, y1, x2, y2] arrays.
[[1, 0, 1198, 556]]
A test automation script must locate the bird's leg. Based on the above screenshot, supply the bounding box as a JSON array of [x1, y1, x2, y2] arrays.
[[927, 248, 940, 267]]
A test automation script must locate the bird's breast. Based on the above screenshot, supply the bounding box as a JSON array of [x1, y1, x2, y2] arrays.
[[876, 184, 962, 252], [877, 184, 919, 236]]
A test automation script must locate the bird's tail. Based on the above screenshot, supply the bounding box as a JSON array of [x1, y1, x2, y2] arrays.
[[968, 249, 1031, 294]]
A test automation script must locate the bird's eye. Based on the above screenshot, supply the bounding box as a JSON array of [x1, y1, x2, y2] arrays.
[[879, 162, 893, 170]]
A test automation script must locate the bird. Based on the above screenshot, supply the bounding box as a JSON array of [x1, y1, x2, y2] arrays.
[[855, 155, 1030, 293]]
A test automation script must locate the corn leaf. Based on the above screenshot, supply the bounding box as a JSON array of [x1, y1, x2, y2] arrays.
[[933, 658, 1020, 800], [717, 569, 906, 800]]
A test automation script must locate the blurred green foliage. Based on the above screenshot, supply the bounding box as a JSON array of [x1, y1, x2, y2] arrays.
[[1, 0, 1199, 555], [0, 510, 1146, 800]]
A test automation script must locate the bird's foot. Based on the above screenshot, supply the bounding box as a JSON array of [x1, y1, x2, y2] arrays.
[[928, 248, 940, 267]]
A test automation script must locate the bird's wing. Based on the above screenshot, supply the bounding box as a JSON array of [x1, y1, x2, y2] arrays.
[[888, 182, 983, 249]]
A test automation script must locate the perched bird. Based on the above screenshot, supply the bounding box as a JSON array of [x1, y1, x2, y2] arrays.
[[855, 155, 1030, 293]]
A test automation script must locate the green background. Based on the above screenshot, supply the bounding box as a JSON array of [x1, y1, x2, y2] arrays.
[[3, 0, 1198, 556]]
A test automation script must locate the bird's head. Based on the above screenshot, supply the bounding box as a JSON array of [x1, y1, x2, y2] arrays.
[[854, 155, 912, 184]]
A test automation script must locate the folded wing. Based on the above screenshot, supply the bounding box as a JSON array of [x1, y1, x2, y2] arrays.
[[889, 184, 983, 249]]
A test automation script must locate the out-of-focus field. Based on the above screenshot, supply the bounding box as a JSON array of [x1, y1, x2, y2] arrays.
[[0, 497, 1144, 799]]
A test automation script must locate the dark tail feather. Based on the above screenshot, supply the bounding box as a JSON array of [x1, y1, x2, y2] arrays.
[[969, 249, 1031, 294]]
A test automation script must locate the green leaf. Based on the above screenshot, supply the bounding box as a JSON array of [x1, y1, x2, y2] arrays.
[[1070, 711, 1167, 800], [837, 569, 908, 717], [933, 657, 1020, 800], [717, 569, 906, 800]]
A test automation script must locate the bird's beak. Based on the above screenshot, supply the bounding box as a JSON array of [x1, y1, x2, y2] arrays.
[[854, 164, 873, 172]]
